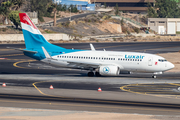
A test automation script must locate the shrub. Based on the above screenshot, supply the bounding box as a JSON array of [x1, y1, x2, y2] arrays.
[[133, 27, 140, 34], [8, 11, 21, 29], [122, 26, 127, 33]]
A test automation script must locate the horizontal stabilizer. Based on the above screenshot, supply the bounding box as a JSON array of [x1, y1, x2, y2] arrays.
[[7, 47, 37, 53]]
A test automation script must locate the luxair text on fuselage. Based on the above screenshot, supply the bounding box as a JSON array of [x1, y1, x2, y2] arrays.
[[125, 55, 145, 59]]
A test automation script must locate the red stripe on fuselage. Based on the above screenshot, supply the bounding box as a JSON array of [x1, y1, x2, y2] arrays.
[[19, 13, 37, 30]]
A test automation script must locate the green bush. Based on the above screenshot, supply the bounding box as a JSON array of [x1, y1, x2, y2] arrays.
[[127, 30, 131, 35], [8, 11, 21, 29], [133, 27, 140, 34]]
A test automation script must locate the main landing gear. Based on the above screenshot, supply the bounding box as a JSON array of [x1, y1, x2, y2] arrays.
[[95, 72, 101, 77], [88, 72, 101, 77], [88, 72, 94, 77]]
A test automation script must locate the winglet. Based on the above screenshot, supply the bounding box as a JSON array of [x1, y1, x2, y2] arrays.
[[90, 44, 96, 51], [42, 46, 51, 59]]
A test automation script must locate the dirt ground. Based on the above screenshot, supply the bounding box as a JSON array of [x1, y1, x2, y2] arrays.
[[39, 11, 80, 24], [1, 107, 180, 120]]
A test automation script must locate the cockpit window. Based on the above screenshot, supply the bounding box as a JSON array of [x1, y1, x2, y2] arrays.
[[158, 59, 167, 62]]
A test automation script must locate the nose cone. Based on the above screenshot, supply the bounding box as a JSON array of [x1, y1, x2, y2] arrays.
[[169, 62, 175, 70]]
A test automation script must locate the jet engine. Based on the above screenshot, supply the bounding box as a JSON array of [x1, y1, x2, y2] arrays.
[[99, 66, 120, 76]]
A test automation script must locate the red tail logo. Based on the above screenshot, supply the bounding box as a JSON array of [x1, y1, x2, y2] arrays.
[[19, 13, 37, 29]]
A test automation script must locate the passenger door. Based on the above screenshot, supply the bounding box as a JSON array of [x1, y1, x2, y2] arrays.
[[148, 57, 153, 66]]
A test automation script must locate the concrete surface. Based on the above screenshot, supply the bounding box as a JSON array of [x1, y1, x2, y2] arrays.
[[1, 107, 180, 120], [0, 34, 74, 41], [0, 42, 180, 118]]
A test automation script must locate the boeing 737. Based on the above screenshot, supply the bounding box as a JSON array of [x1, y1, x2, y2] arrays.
[[11, 13, 175, 78]]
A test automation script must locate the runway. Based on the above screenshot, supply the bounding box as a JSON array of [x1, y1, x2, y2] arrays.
[[0, 42, 180, 115]]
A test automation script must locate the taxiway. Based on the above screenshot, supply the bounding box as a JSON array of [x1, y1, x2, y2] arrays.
[[0, 42, 180, 115]]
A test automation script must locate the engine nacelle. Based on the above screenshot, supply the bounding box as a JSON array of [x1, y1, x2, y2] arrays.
[[99, 66, 120, 76]]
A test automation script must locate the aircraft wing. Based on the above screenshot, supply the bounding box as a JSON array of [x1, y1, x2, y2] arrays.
[[67, 60, 100, 69], [66, 60, 119, 70]]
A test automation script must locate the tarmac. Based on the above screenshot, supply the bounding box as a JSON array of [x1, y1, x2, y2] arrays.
[[0, 42, 180, 119]]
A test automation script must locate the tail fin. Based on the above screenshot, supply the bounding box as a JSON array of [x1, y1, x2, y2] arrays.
[[19, 13, 65, 50]]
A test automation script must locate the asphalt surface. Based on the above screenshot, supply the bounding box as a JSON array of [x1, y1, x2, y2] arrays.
[[0, 42, 180, 115]]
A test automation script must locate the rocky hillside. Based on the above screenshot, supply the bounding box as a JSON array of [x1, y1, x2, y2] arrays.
[[40, 13, 144, 37]]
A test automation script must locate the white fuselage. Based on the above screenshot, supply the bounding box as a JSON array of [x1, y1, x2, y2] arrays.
[[19, 13, 175, 76], [42, 50, 174, 73]]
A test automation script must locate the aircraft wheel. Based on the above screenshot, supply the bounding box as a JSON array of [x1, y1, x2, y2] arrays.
[[88, 72, 94, 77], [152, 75, 157, 78], [95, 72, 101, 77]]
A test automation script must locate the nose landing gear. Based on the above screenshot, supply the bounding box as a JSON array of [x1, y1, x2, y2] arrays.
[[152, 75, 157, 78]]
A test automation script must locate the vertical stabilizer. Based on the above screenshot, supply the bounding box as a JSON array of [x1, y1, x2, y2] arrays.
[[19, 13, 64, 50]]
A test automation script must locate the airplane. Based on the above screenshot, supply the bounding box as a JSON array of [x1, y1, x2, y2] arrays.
[[11, 13, 175, 78]]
